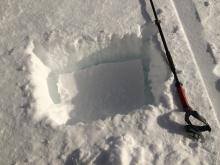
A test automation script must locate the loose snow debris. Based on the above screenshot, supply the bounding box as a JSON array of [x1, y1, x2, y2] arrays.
[[26, 40, 72, 126]]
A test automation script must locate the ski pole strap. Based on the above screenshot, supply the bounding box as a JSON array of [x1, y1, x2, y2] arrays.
[[185, 111, 211, 132]]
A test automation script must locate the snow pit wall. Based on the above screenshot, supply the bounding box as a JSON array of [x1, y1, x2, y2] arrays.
[[26, 27, 169, 126]]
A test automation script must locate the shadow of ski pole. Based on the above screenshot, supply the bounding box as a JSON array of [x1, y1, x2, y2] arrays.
[[138, 0, 152, 22]]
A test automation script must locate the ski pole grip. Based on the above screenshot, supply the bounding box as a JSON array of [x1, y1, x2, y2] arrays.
[[176, 83, 191, 110]]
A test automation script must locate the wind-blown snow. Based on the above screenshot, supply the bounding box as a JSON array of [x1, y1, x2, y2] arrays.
[[0, 0, 220, 164]]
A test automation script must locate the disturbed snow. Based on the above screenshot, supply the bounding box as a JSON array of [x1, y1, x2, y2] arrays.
[[0, 0, 220, 164]]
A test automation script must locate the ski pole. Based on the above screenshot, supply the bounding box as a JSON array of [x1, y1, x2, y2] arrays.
[[149, 0, 211, 137]]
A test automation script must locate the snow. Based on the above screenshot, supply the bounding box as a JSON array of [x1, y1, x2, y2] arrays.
[[0, 0, 220, 164], [26, 24, 168, 126], [26, 40, 72, 126]]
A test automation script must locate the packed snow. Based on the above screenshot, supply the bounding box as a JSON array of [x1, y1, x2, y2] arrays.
[[0, 0, 220, 164]]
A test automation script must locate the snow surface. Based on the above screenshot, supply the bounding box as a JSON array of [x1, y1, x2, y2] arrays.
[[0, 0, 220, 164]]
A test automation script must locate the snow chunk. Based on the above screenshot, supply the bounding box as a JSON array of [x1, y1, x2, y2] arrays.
[[26, 40, 72, 126], [213, 64, 220, 77]]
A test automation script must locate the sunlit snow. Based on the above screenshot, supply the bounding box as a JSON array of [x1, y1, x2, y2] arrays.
[[0, 0, 220, 164]]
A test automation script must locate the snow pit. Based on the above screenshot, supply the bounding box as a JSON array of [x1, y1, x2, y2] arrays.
[[27, 29, 168, 126]]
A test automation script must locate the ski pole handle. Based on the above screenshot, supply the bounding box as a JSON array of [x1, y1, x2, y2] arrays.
[[176, 83, 211, 132], [176, 83, 191, 111]]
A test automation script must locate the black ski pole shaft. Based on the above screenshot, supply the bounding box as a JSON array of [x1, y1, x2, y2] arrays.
[[149, 0, 211, 135], [149, 0, 180, 84]]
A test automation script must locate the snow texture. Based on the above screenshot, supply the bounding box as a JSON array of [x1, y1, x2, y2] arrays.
[[0, 0, 220, 164]]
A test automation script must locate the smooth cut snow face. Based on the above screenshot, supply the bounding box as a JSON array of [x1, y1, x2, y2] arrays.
[[58, 60, 146, 124]]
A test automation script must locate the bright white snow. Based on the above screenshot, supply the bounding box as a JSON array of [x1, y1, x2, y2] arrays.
[[0, 0, 220, 164]]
